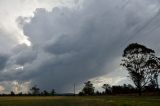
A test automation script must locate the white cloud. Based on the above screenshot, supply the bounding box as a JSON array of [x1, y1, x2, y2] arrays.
[[0, 0, 75, 47], [11, 80, 31, 94], [0, 85, 5, 93]]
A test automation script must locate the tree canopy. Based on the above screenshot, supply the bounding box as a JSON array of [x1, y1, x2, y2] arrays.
[[82, 81, 95, 95], [121, 43, 156, 96]]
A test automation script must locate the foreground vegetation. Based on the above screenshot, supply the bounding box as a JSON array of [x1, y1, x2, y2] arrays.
[[0, 96, 159, 106]]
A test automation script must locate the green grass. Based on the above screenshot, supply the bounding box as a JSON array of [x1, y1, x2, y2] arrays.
[[0, 96, 159, 106]]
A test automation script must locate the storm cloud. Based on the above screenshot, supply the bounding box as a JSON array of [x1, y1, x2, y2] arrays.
[[1, 0, 160, 93]]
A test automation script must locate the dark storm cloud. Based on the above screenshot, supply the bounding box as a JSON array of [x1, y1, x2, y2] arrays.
[[21, 0, 129, 92], [0, 54, 9, 70], [13, 45, 38, 65], [1, 0, 160, 92]]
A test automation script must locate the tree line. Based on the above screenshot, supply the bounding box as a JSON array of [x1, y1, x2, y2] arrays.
[[0, 85, 55, 96], [79, 81, 159, 96]]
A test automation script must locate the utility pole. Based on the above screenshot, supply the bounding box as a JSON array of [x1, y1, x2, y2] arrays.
[[74, 83, 76, 96]]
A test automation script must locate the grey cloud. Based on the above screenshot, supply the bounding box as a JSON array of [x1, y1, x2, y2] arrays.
[[13, 45, 38, 65], [1, 0, 160, 93], [0, 29, 17, 52], [0, 54, 9, 71]]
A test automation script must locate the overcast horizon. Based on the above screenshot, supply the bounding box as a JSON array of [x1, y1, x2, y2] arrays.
[[0, 0, 160, 94]]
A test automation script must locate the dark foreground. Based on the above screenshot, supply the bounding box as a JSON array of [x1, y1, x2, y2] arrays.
[[0, 96, 159, 106]]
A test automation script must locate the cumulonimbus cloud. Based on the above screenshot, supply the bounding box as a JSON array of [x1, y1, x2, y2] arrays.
[[1, 0, 160, 93]]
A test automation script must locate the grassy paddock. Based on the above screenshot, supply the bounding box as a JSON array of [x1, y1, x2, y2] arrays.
[[0, 96, 159, 106]]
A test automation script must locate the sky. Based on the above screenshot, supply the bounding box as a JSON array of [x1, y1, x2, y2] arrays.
[[0, 0, 160, 93]]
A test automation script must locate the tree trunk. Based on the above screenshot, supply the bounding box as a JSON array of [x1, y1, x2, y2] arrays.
[[137, 82, 142, 96], [138, 87, 142, 96], [155, 77, 159, 90]]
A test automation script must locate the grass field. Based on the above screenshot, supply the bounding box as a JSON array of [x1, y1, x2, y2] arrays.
[[0, 96, 159, 106]]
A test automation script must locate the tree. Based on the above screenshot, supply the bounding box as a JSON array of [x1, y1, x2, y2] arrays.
[[102, 84, 112, 94], [146, 56, 160, 90], [10, 91, 15, 96], [18, 92, 23, 96], [30, 85, 40, 95], [82, 81, 95, 95], [51, 89, 55, 96], [95, 90, 101, 95], [78, 91, 84, 96], [121, 43, 155, 96], [42, 90, 49, 96]]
